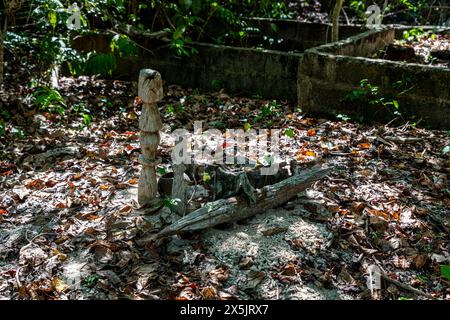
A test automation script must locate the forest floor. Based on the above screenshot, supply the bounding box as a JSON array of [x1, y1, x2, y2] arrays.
[[0, 76, 449, 300]]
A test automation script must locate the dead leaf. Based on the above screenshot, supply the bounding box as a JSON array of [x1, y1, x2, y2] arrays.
[[209, 267, 229, 284], [55, 202, 66, 209], [414, 254, 428, 269], [296, 149, 317, 160], [73, 173, 83, 181], [119, 205, 132, 214], [51, 277, 68, 293], [128, 178, 138, 185], [367, 209, 390, 221], [358, 142, 371, 149], [26, 179, 45, 190], [45, 180, 58, 187], [239, 256, 254, 269], [201, 286, 217, 300], [244, 271, 266, 289], [281, 263, 297, 276]]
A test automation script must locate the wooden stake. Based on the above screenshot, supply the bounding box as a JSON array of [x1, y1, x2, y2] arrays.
[[171, 164, 187, 216]]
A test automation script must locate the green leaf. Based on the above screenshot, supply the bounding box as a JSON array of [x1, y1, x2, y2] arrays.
[[285, 128, 294, 138], [244, 122, 252, 131], [270, 23, 278, 32], [157, 166, 167, 175], [202, 172, 211, 183], [48, 11, 57, 29], [392, 100, 399, 109], [173, 25, 186, 40], [440, 265, 450, 280], [110, 35, 138, 57]]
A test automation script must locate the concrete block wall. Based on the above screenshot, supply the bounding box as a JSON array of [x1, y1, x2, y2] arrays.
[[298, 27, 450, 129]]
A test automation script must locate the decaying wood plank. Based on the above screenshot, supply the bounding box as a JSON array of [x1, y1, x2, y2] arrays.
[[154, 166, 333, 239]]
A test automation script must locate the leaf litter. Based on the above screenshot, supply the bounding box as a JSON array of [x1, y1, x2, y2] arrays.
[[0, 75, 449, 300]]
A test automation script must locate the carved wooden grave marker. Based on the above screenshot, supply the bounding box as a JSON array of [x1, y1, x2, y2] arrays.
[[138, 69, 163, 206]]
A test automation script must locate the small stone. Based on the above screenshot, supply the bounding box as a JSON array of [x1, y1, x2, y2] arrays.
[[261, 226, 288, 236]]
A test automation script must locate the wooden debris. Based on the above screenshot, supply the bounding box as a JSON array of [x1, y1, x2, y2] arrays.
[[153, 166, 333, 239]]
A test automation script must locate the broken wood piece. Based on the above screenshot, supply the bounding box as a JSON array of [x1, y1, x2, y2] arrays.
[[154, 166, 333, 239], [379, 272, 436, 300], [171, 164, 187, 216], [383, 136, 422, 144]]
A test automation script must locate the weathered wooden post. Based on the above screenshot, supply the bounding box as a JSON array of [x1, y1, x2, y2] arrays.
[[171, 163, 186, 215], [138, 69, 163, 206]]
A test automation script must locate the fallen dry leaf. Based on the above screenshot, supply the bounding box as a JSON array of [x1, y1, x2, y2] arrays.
[[51, 277, 69, 293]]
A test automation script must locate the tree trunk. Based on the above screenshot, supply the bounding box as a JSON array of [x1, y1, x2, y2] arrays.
[[332, 0, 344, 42]]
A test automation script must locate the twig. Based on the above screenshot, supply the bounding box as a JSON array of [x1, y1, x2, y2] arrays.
[[15, 266, 22, 289], [375, 135, 395, 148], [383, 136, 422, 144], [380, 272, 437, 300]]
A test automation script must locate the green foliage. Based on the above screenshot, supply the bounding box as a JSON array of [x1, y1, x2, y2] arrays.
[[0, 120, 5, 137], [344, 79, 403, 121], [110, 34, 139, 57], [349, 1, 366, 19], [163, 197, 181, 211], [403, 28, 425, 41], [211, 80, 225, 91], [336, 114, 351, 122], [202, 172, 212, 183], [83, 274, 99, 288], [157, 166, 167, 175], [255, 100, 282, 122], [284, 128, 295, 138], [84, 53, 117, 76], [441, 265, 450, 281], [72, 103, 93, 126], [66, 34, 138, 77], [33, 86, 67, 115]]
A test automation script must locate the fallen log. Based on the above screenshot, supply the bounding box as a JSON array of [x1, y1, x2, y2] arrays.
[[153, 166, 333, 239]]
